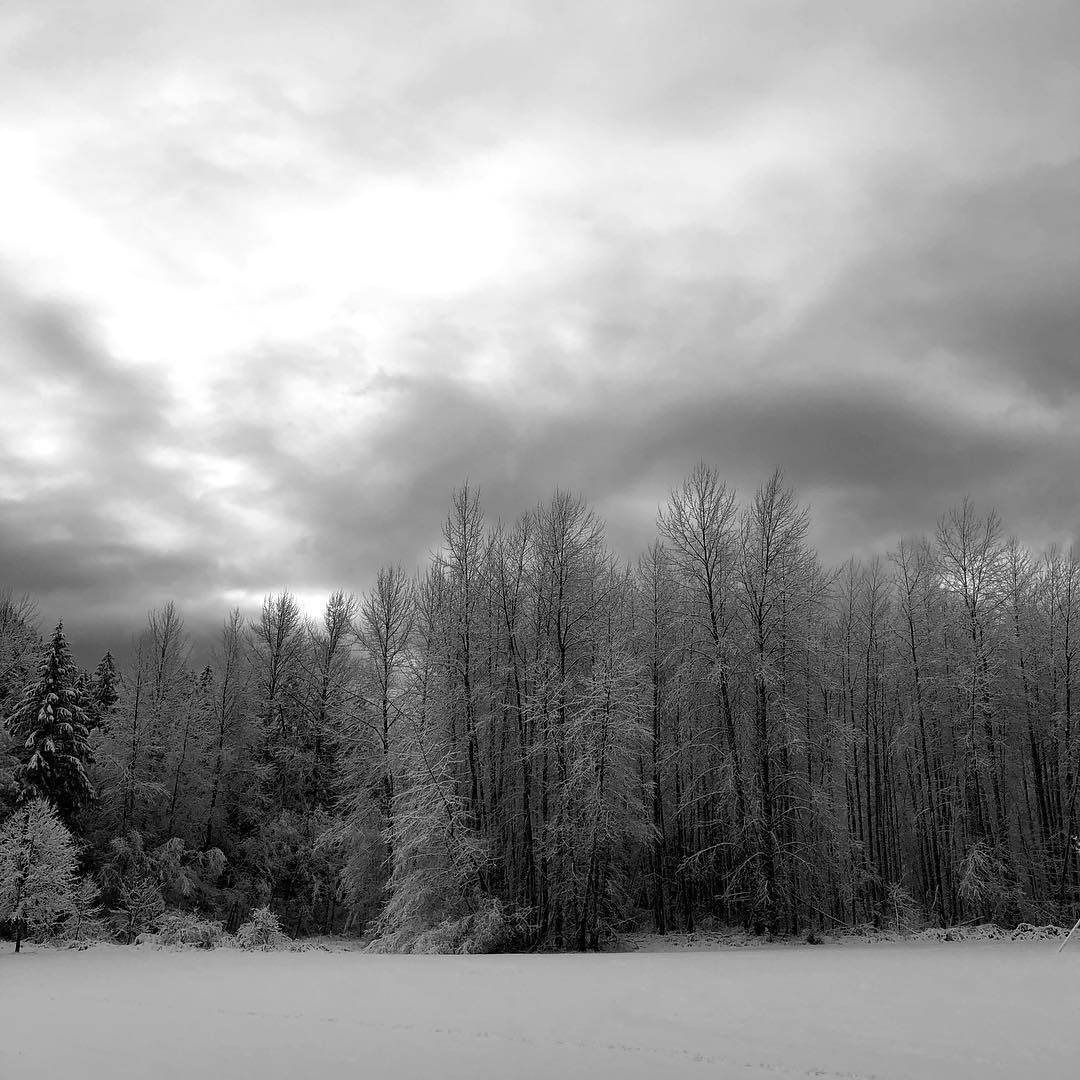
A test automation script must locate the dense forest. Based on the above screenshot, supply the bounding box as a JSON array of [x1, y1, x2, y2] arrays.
[[2, 465, 1079, 951]]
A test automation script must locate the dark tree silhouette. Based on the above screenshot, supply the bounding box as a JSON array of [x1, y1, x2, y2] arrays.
[[5, 623, 94, 827]]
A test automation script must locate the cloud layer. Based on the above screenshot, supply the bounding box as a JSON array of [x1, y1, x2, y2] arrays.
[[1, 1, 1078, 658]]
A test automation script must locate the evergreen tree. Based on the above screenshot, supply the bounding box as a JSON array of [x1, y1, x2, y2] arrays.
[[5, 623, 95, 826], [90, 651, 120, 728]]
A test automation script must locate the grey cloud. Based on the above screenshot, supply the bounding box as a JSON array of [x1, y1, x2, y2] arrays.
[[2, 1, 1079, 665], [851, 161, 1080, 402], [11, 3, 1076, 167], [0, 278, 172, 451], [7, 134, 1080, 661], [0, 279, 222, 655], [172, 123, 1080, 593], [199, 334, 1074, 602]]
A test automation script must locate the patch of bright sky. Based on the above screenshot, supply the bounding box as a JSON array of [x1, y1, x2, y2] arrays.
[[221, 586, 335, 622], [146, 447, 264, 500], [2, 59, 894, 405]]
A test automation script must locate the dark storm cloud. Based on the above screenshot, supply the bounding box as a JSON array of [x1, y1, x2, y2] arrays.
[[198, 307, 1075, 609], [840, 160, 1080, 404], [0, 278, 244, 654], [0, 278, 164, 420]]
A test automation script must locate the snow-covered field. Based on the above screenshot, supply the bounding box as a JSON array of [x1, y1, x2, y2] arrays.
[[2, 940, 1077, 1079]]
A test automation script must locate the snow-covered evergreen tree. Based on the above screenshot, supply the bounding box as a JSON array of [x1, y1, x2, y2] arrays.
[[90, 651, 120, 729], [0, 798, 81, 951], [5, 623, 95, 826]]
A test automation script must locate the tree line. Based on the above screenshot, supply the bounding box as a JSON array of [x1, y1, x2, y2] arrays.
[[2, 466, 1078, 949]]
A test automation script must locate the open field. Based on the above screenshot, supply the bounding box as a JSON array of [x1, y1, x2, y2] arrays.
[[2, 940, 1077, 1079]]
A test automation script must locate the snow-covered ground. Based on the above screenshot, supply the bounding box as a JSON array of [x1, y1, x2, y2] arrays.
[[2, 940, 1077, 1079]]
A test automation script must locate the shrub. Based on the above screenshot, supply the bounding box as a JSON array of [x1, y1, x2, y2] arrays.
[[885, 882, 922, 936], [99, 832, 229, 926], [1010, 922, 1065, 941], [235, 905, 290, 950], [154, 909, 228, 948], [462, 898, 530, 953], [374, 898, 530, 955], [111, 875, 165, 943]]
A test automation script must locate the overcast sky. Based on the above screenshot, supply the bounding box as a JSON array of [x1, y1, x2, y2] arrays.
[[1, 0, 1078, 659]]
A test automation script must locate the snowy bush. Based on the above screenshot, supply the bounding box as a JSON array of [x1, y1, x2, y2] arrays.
[[374, 898, 531, 955], [885, 882, 923, 936], [235, 905, 291, 950], [1010, 922, 1065, 941], [100, 832, 232, 944], [464, 898, 530, 953], [406, 920, 469, 955], [965, 923, 1007, 940], [154, 909, 228, 948], [111, 875, 166, 943], [916, 923, 1006, 942]]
